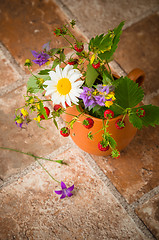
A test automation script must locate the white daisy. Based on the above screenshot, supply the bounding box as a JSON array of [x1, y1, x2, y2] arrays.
[[44, 64, 83, 108]]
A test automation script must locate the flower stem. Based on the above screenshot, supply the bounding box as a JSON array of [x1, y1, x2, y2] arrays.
[[35, 158, 60, 183], [0, 147, 66, 164]]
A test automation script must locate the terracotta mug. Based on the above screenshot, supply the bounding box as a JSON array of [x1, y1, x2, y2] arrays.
[[64, 68, 145, 156]]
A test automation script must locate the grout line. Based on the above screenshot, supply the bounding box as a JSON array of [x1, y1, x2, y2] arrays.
[[54, 0, 159, 39], [123, 6, 159, 30], [0, 143, 72, 189], [131, 185, 159, 209], [80, 150, 156, 240]]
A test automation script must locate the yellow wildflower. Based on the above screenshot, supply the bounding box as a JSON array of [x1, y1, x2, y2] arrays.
[[16, 118, 23, 124], [90, 54, 95, 64], [105, 101, 113, 108], [21, 108, 28, 117], [34, 115, 41, 123], [106, 92, 116, 101]]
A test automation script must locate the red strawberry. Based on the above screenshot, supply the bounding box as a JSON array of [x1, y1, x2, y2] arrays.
[[115, 119, 125, 129], [53, 28, 63, 36], [40, 107, 50, 119], [60, 127, 70, 137], [74, 44, 84, 52], [54, 104, 61, 111], [92, 62, 100, 69], [136, 108, 145, 118], [83, 118, 94, 129], [104, 109, 114, 119], [98, 141, 109, 151], [68, 59, 78, 65]]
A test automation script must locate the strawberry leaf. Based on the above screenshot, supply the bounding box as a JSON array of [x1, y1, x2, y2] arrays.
[[86, 63, 99, 87], [108, 135, 117, 149], [138, 105, 159, 127], [115, 77, 144, 108], [99, 21, 124, 61], [129, 113, 143, 129]]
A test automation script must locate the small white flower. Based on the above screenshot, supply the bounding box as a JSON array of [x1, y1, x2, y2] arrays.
[[44, 64, 83, 108]]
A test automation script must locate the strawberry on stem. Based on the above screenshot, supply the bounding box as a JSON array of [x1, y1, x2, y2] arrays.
[[104, 109, 114, 119], [54, 104, 62, 111], [40, 107, 50, 119], [115, 119, 125, 129], [83, 118, 94, 129], [92, 62, 100, 69], [136, 108, 145, 118], [98, 141, 109, 151], [60, 127, 70, 137], [74, 44, 84, 52]]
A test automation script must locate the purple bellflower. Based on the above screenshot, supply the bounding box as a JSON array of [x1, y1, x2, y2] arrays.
[[31, 50, 50, 66], [55, 182, 74, 199], [79, 87, 96, 109], [42, 41, 50, 52]]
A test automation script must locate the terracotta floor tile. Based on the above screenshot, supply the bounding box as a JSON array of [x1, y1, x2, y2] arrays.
[[135, 194, 159, 239], [0, 48, 22, 89], [0, 0, 86, 71], [92, 126, 159, 203], [0, 148, 146, 240], [114, 13, 159, 96], [0, 85, 70, 180], [59, 0, 159, 38]]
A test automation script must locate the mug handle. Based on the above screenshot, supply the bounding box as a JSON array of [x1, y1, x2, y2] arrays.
[[127, 68, 145, 86]]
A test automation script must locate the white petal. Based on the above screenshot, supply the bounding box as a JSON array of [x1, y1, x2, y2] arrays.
[[45, 88, 54, 96], [61, 96, 66, 108], [65, 94, 72, 106], [69, 73, 82, 82], [44, 80, 52, 86], [49, 70, 58, 80], [72, 80, 83, 87], [55, 65, 62, 79], [62, 64, 73, 78], [68, 69, 81, 78]]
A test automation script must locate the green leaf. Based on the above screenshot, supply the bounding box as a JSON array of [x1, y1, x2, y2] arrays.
[[86, 63, 99, 87], [99, 21, 124, 61], [76, 105, 82, 113], [139, 105, 159, 127], [38, 69, 50, 75], [60, 50, 66, 62], [115, 77, 144, 108], [109, 104, 123, 116], [108, 135, 117, 149], [129, 113, 143, 129], [52, 59, 60, 69], [39, 102, 48, 119], [27, 74, 51, 93], [27, 76, 39, 93], [53, 118, 59, 129], [103, 71, 113, 85]]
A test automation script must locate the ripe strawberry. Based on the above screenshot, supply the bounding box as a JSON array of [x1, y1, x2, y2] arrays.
[[115, 119, 125, 129], [53, 28, 63, 36], [136, 108, 145, 118], [92, 62, 100, 69], [98, 141, 109, 151], [54, 104, 62, 111], [74, 44, 84, 52], [60, 127, 70, 137], [40, 107, 50, 119], [104, 109, 114, 119], [68, 59, 78, 65], [83, 118, 94, 129]]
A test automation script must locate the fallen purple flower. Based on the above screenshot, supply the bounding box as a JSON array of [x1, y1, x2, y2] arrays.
[[55, 181, 74, 199]]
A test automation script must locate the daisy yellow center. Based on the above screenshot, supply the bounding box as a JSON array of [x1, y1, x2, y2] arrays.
[[56, 78, 71, 95]]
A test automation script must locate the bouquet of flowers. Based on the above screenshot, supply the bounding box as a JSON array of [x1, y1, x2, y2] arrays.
[[14, 20, 159, 159]]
